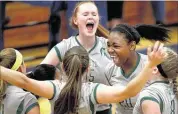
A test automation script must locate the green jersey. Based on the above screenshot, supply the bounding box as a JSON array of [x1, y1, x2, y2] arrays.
[[106, 53, 148, 114], [49, 80, 100, 114], [54, 36, 112, 111], [54, 36, 111, 84], [133, 81, 178, 114]]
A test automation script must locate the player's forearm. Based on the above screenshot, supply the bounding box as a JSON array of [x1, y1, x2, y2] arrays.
[[0, 66, 28, 89], [125, 63, 153, 97]]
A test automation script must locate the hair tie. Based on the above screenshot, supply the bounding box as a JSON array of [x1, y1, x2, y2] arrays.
[[11, 50, 23, 71]]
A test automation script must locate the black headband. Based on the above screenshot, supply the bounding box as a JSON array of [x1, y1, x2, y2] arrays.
[[116, 26, 134, 38], [157, 64, 168, 78]]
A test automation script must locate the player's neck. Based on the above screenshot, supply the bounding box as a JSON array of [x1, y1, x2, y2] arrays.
[[121, 52, 138, 75], [77, 35, 96, 51], [150, 75, 168, 83]]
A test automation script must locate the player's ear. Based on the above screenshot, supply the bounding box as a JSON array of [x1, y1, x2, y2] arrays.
[[73, 17, 78, 26], [17, 65, 25, 73], [152, 67, 159, 74], [129, 41, 136, 50]]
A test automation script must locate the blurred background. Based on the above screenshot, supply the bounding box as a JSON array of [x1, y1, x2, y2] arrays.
[[0, 1, 177, 71]]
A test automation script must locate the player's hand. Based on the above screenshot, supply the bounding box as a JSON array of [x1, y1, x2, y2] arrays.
[[147, 41, 167, 68]]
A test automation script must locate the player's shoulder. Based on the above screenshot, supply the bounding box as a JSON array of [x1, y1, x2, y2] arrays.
[[140, 83, 163, 97], [6, 86, 31, 95], [54, 36, 76, 51], [138, 53, 148, 61], [136, 53, 148, 67], [96, 36, 108, 44], [58, 36, 76, 44], [9, 86, 37, 101]]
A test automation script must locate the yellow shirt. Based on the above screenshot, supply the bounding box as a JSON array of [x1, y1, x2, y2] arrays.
[[38, 97, 51, 114]]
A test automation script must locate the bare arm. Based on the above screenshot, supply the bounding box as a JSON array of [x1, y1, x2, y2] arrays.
[[96, 41, 166, 104], [141, 100, 161, 114], [0, 67, 54, 99], [96, 63, 153, 103], [41, 48, 60, 65]]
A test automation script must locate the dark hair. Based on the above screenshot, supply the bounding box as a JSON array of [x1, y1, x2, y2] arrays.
[[26, 64, 57, 99], [110, 23, 170, 44], [27, 64, 56, 81], [54, 46, 89, 114]]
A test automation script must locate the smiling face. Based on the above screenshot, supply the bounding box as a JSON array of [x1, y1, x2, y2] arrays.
[[72, 2, 99, 37], [107, 32, 134, 66]]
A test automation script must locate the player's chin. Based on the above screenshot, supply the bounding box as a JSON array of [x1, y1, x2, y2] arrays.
[[86, 32, 95, 37], [112, 58, 121, 67]]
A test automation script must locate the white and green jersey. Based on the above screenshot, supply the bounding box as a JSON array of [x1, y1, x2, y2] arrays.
[[133, 81, 178, 114], [49, 80, 100, 114], [54, 36, 111, 84], [1, 86, 38, 114], [105, 53, 148, 114], [54, 36, 112, 111]]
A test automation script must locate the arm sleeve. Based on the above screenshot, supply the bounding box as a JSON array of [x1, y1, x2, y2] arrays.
[[90, 83, 100, 105], [139, 89, 161, 106], [23, 93, 39, 114], [49, 80, 62, 102], [135, 89, 163, 113], [53, 39, 68, 62]]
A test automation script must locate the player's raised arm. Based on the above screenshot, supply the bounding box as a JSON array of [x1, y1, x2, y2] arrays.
[[0, 66, 56, 99], [96, 41, 167, 103]]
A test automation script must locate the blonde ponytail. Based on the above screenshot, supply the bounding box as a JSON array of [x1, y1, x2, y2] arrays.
[[173, 78, 178, 98], [0, 80, 6, 110], [96, 24, 109, 38]]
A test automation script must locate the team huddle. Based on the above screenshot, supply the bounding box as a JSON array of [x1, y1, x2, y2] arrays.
[[0, 1, 178, 114]]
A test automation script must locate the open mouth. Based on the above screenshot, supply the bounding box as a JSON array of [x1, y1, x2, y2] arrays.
[[110, 55, 116, 59], [86, 22, 94, 31], [110, 55, 118, 63]]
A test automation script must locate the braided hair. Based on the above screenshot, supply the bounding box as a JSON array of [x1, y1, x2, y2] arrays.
[[157, 47, 178, 98]]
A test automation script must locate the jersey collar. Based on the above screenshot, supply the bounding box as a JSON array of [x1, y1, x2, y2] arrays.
[[75, 35, 98, 53]]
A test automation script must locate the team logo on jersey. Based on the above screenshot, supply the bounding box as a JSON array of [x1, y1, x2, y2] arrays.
[[100, 48, 110, 59]]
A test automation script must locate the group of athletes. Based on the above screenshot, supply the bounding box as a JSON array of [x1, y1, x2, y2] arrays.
[[0, 1, 178, 114]]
